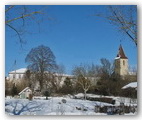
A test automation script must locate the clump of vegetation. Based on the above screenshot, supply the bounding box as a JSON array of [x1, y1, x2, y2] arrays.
[[60, 77, 74, 94], [11, 83, 18, 97], [43, 90, 50, 100]]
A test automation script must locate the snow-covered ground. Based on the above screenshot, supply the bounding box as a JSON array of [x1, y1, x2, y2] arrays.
[[5, 94, 137, 115]]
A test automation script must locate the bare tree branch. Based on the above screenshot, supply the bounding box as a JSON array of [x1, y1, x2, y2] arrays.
[[6, 11, 41, 24], [5, 5, 15, 13], [6, 24, 23, 45], [5, 5, 47, 46], [95, 5, 137, 46]]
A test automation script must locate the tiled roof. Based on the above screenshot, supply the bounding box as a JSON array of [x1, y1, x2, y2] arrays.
[[116, 45, 128, 59]]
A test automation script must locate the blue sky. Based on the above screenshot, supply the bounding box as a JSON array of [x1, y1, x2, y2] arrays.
[[5, 5, 137, 75]]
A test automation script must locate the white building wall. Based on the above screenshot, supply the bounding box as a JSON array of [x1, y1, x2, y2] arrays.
[[9, 73, 25, 80]]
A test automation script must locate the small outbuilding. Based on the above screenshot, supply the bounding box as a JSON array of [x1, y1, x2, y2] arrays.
[[122, 82, 137, 90], [19, 87, 32, 99], [121, 82, 137, 99]]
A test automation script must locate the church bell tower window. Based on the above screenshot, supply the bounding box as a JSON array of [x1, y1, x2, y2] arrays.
[[123, 60, 125, 66]]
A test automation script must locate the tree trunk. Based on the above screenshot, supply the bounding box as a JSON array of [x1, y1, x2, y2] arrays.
[[84, 90, 87, 100], [46, 96, 48, 100]]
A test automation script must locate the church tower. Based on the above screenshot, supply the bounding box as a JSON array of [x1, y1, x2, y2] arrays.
[[114, 45, 128, 76]]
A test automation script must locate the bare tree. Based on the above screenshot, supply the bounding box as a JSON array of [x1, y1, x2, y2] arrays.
[[25, 45, 57, 92], [77, 75, 91, 100], [72, 64, 91, 100], [43, 72, 54, 93], [97, 5, 137, 46], [24, 70, 32, 88], [5, 5, 48, 46], [42, 64, 66, 94], [100, 58, 114, 77], [52, 64, 66, 92], [88, 64, 102, 77], [23, 69, 37, 91]]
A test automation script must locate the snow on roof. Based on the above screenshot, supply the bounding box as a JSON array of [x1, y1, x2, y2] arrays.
[[19, 87, 31, 95], [129, 72, 137, 75], [115, 56, 120, 60], [122, 82, 137, 89], [9, 68, 73, 77], [9, 68, 27, 74]]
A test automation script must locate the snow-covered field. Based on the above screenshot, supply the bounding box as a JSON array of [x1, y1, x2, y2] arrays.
[[5, 94, 137, 115]]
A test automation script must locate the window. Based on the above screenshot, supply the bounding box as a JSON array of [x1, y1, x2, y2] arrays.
[[19, 74, 21, 79], [13, 74, 15, 79], [123, 60, 125, 66]]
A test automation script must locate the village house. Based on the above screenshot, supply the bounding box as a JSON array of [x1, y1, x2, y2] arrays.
[[18, 87, 32, 99], [7, 68, 75, 83]]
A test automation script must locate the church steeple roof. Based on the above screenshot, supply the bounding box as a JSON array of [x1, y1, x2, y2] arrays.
[[116, 44, 128, 59]]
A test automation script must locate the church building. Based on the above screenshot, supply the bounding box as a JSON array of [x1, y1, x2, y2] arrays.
[[114, 45, 129, 76]]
